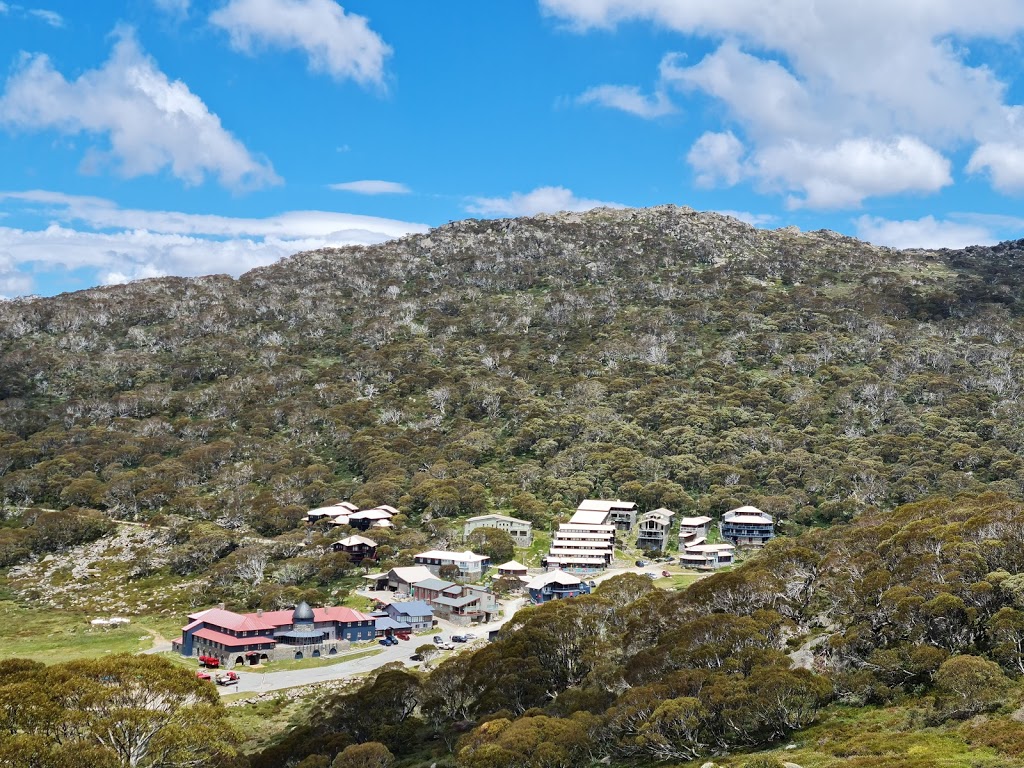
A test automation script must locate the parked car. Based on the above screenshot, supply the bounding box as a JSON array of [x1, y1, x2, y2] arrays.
[[410, 653, 424, 661], [432, 635, 443, 644], [437, 642, 454, 650], [451, 635, 467, 643], [645, 572, 657, 579], [379, 636, 399, 646], [635, 560, 647, 567], [196, 671, 212, 681], [463, 633, 477, 640], [662, 570, 671, 578], [587, 580, 597, 588], [395, 632, 411, 641], [214, 671, 239, 686]]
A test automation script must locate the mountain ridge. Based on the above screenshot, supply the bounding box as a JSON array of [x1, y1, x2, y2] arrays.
[[2, 205, 1024, 537]]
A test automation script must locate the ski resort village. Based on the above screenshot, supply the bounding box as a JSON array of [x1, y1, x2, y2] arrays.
[[173, 499, 775, 671]]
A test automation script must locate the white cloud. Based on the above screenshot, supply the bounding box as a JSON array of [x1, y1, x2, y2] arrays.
[[0, 3, 8, 13], [688, 130, 745, 187], [854, 215, 996, 250], [755, 137, 952, 209], [967, 142, 1024, 193], [465, 186, 623, 217], [0, 190, 428, 294], [211, 0, 391, 87], [27, 8, 62, 26], [576, 84, 675, 119], [544, 0, 1024, 206], [0, 29, 278, 189], [0, 252, 33, 298], [328, 180, 411, 195]]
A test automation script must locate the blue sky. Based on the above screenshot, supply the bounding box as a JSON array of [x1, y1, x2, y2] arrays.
[[2, 0, 1024, 297]]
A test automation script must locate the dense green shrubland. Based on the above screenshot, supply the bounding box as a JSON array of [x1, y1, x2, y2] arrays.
[[2, 208, 1024, 537]]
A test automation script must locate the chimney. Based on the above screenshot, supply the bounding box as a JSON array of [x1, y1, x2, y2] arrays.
[[257, 609, 263, 617], [218, 602, 225, 610]]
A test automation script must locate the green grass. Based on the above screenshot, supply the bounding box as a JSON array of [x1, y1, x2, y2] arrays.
[[0, 599, 182, 664], [519, 529, 551, 568], [226, 692, 311, 752], [341, 592, 376, 611], [654, 572, 709, 590], [704, 704, 1024, 768], [249, 646, 384, 672]]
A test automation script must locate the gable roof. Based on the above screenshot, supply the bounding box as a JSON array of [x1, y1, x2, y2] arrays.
[[388, 600, 433, 616], [388, 566, 435, 584], [465, 513, 531, 525], [193, 627, 275, 648], [413, 578, 458, 592], [415, 549, 489, 563], [527, 570, 582, 590], [307, 506, 350, 518], [578, 499, 636, 512], [496, 560, 528, 571], [337, 535, 377, 547], [349, 508, 393, 520], [679, 516, 713, 526], [186, 604, 373, 634], [433, 594, 480, 608]]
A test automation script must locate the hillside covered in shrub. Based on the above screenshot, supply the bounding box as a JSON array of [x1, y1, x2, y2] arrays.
[[3, 206, 1024, 538]]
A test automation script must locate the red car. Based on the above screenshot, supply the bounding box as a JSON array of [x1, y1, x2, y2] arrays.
[[196, 671, 212, 681]]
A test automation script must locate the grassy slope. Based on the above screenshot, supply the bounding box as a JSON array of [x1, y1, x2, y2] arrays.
[[0, 599, 182, 663], [706, 705, 1024, 768]]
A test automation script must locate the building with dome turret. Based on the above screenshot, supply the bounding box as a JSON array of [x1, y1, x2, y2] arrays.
[[173, 601, 376, 669]]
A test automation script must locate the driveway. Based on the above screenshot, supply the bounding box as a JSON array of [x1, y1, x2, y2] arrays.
[[220, 597, 528, 697], [221, 639, 418, 695]]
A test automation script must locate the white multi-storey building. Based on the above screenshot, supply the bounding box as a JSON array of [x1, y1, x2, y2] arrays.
[[544, 505, 617, 572], [463, 513, 533, 547]]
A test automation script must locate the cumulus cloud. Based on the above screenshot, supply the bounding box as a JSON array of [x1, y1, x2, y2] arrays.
[[755, 137, 952, 209], [328, 180, 411, 195], [211, 0, 391, 87], [545, 0, 1024, 206], [688, 131, 746, 187], [0, 190, 428, 295], [576, 84, 675, 119], [465, 186, 623, 217], [854, 215, 997, 250], [0, 29, 278, 189], [967, 142, 1024, 193]]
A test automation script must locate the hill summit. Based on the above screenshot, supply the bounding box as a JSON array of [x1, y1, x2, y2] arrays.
[[1, 205, 1023, 535]]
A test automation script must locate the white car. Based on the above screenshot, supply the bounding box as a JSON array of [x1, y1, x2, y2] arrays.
[[463, 633, 477, 640]]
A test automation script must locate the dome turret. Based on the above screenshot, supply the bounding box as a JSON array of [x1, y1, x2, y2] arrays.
[[292, 601, 315, 624]]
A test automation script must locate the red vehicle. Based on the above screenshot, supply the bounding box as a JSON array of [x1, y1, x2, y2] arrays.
[[198, 655, 220, 668], [661, 570, 671, 578], [196, 671, 212, 681], [395, 632, 411, 641], [215, 671, 240, 686]]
